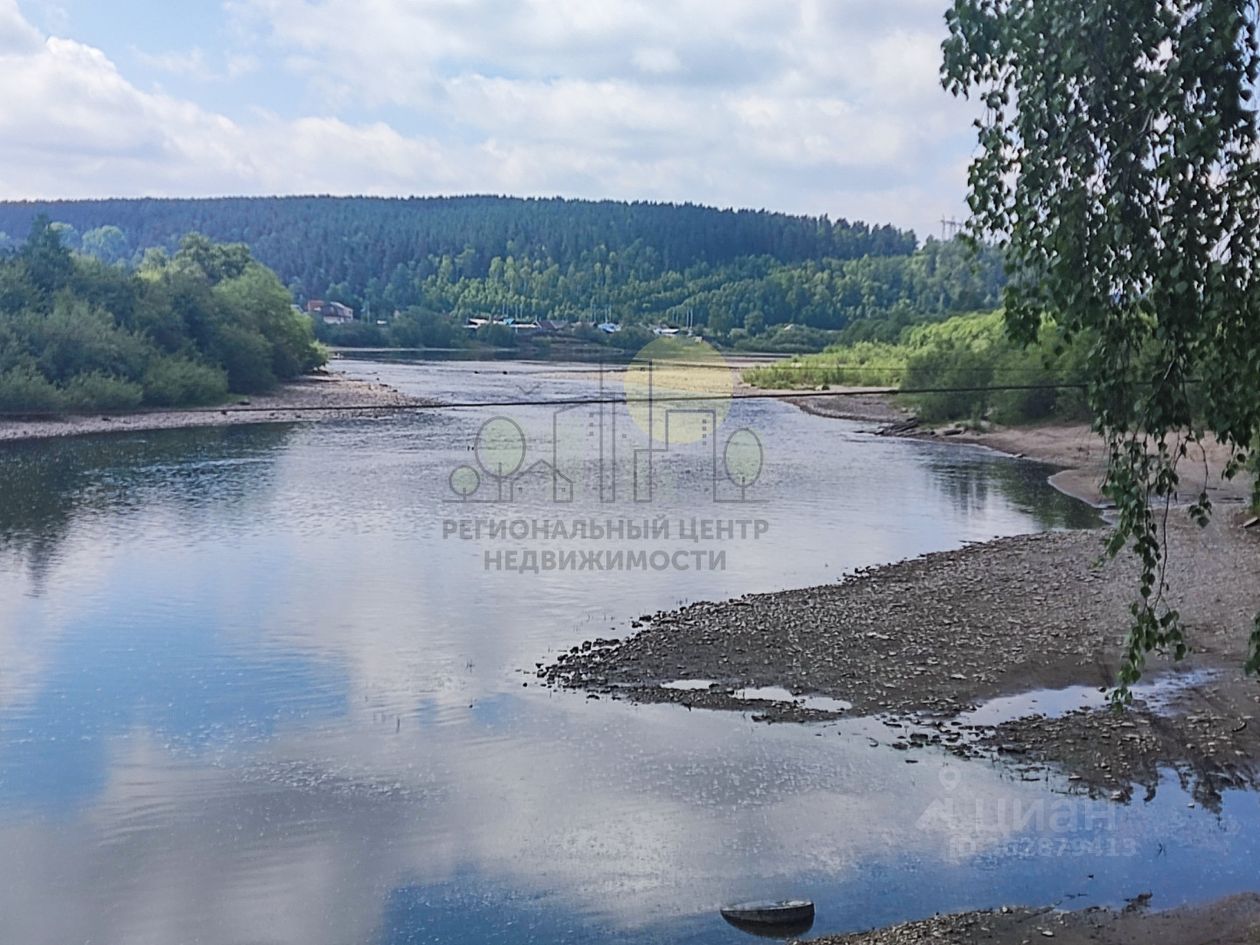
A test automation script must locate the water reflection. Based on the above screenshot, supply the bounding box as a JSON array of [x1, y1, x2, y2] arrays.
[[0, 425, 296, 590], [922, 449, 1101, 532], [0, 360, 1244, 945]]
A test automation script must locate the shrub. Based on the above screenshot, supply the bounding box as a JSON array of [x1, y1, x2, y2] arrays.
[[477, 323, 518, 348], [746, 340, 908, 388], [1250, 435, 1260, 512], [0, 365, 65, 413], [988, 347, 1057, 424], [903, 345, 995, 423], [212, 324, 276, 393], [61, 372, 144, 412], [316, 320, 388, 347], [390, 309, 459, 348], [142, 356, 229, 406]]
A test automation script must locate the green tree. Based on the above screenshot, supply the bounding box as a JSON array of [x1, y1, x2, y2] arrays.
[[943, 0, 1260, 681], [20, 216, 75, 307], [174, 233, 252, 284], [80, 225, 130, 265], [0, 228, 323, 411], [213, 262, 323, 380]]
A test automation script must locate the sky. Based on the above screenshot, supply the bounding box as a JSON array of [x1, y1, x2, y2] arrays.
[[0, 0, 981, 239]]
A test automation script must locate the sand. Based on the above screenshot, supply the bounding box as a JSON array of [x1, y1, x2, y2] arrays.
[[0, 372, 423, 444]]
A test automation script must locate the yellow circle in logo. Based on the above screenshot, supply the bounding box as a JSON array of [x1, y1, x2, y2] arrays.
[[623, 337, 732, 445]]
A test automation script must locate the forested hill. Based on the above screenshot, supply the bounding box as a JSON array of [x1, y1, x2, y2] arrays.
[[0, 195, 914, 290], [0, 196, 1003, 346]]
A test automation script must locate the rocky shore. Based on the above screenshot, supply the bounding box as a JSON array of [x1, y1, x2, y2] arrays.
[[544, 513, 1260, 805], [542, 498, 1260, 941], [0, 371, 424, 443], [810, 893, 1260, 945]]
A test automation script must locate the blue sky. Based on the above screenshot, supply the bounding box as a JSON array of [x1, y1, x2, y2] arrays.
[[0, 0, 980, 238]]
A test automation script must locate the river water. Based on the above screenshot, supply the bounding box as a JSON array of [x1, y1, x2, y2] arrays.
[[0, 358, 1255, 945]]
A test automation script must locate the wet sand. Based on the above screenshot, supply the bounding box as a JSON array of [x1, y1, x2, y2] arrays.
[[0, 373, 423, 443]]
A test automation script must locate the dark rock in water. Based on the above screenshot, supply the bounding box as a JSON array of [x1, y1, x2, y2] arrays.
[[720, 900, 815, 939], [876, 418, 921, 437]]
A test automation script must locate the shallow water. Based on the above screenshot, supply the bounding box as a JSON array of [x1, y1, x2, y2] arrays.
[[956, 670, 1223, 728], [0, 358, 1254, 945]]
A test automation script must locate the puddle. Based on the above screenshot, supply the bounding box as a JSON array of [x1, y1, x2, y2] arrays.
[[659, 681, 853, 714], [957, 670, 1220, 728], [735, 687, 853, 713], [662, 671, 1218, 729], [661, 680, 718, 692]]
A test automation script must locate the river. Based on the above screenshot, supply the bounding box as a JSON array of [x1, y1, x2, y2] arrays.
[[0, 358, 1255, 945]]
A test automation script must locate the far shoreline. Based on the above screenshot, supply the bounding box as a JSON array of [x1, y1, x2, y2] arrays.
[[0, 371, 426, 445], [763, 385, 1256, 510]]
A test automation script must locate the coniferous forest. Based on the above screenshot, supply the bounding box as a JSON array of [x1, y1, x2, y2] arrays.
[[0, 196, 1004, 346]]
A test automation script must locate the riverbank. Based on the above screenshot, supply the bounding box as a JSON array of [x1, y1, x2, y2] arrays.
[[776, 390, 1256, 508], [810, 893, 1260, 945], [544, 512, 1260, 805], [544, 382, 1260, 943], [545, 384, 1260, 809], [0, 372, 423, 443]]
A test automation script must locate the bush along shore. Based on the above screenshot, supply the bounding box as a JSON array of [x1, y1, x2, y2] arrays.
[[0, 221, 325, 416]]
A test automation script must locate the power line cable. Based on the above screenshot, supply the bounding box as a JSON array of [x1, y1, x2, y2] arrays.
[[0, 381, 1091, 421]]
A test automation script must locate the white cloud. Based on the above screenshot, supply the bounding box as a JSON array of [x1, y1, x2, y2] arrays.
[[0, 0, 980, 236], [631, 47, 683, 76], [224, 0, 980, 232], [0, 0, 41, 54], [0, 11, 467, 199], [131, 46, 259, 82]]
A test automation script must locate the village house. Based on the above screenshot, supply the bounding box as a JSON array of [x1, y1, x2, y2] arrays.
[[306, 300, 355, 325]]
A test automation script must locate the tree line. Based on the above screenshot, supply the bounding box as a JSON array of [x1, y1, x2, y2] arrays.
[[0, 220, 324, 413], [0, 197, 1002, 341], [0, 195, 913, 299]]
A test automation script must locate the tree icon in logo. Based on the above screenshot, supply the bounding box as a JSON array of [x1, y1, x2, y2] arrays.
[[475, 417, 527, 500], [723, 428, 764, 501], [449, 465, 481, 501]]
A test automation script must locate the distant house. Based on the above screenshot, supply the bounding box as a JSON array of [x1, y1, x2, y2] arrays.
[[306, 300, 355, 325], [652, 325, 681, 337], [598, 322, 622, 334]]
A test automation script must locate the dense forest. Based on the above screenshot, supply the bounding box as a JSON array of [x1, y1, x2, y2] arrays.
[[0, 220, 324, 412], [0, 197, 1003, 343]]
